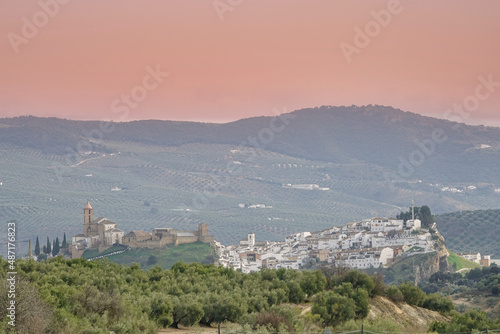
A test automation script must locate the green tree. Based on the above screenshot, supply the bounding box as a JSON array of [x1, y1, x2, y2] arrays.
[[397, 205, 434, 228], [312, 291, 356, 327], [147, 255, 158, 266], [399, 282, 426, 306], [371, 273, 386, 297], [287, 281, 305, 304], [150, 294, 173, 328], [34, 236, 40, 256], [62, 233, 67, 248], [333, 283, 369, 319], [419, 205, 435, 228], [52, 237, 60, 256], [300, 270, 327, 296], [386, 286, 404, 304], [351, 288, 369, 319], [341, 270, 375, 297], [422, 293, 454, 314], [202, 293, 245, 334], [45, 237, 51, 255], [172, 296, 204, 328], [430, 309, 492, 333]]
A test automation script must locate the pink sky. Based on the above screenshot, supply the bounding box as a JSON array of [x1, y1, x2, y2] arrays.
[[1, 0, 499, 125]]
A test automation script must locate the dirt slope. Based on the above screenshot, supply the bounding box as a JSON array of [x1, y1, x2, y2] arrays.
[[368, 296, 450, 333]]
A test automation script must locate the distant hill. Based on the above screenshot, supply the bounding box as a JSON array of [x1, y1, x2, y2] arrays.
[[436, 209, 500, 258], [2, 105, 500, 184], [2, 105, 500, 253]]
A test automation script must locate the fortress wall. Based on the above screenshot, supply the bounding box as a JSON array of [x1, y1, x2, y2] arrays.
[[159, 236, 176, 245], [199, 235, 215, 243], [176, 236, 199, 245], [71, 246, 85, 259]]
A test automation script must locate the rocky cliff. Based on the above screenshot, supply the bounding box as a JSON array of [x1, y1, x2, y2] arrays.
[[414, 226, 450, 284]]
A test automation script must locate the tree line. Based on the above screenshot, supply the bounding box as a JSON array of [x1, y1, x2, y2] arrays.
[[397, 205, 435, 228], [34, 233, 67, 260], [0, 258, 498, 334]]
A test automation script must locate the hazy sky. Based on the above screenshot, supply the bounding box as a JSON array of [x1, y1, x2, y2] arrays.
[[1, 0, 499, 125]]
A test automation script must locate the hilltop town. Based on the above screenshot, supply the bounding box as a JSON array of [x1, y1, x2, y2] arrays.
[[65, 202, 493, 275], [215, 213, 458, 273]]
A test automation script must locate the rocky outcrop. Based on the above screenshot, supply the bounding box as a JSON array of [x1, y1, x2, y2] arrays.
[[414, 226, 450, 284]]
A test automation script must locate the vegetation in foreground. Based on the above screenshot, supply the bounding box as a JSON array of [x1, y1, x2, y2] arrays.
[[2, 258, 499, 334]]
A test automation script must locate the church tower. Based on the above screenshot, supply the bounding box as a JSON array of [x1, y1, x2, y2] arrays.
[[83, 201, 94, 236]]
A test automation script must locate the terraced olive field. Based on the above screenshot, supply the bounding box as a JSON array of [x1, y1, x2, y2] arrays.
[[2, 138, 500, 258], [436, 210, 500, 258]]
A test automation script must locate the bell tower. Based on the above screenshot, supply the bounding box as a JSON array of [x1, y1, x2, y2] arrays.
[[83, 201, 94, 236]]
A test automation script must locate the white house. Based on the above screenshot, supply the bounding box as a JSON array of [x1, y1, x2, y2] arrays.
[[406, 219, 421, 230], [458, 252, 481, 264]]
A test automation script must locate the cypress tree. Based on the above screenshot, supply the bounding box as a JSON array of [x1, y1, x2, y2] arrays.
[[62, 233, 67, 248], [34, 236, 40, 256], [53, 237, 60, 256], [46, 237, 51, 254]]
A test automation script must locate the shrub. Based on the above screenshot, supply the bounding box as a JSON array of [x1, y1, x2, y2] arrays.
[[147, 255, 158, 265], [399, 282, 426, 306], [386, 286, 404, 304], [255, 312, 292, 332], [430, 309, 494, 333], [422, 293, 454, 314]]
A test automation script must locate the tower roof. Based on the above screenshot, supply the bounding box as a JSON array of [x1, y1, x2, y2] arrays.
[[84, 201, 92, 209]]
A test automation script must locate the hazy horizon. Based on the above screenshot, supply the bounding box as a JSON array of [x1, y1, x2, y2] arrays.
[[3, 105, 500, 129]]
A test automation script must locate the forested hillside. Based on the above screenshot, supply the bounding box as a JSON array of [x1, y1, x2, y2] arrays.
[[436, 209, 500, 258]]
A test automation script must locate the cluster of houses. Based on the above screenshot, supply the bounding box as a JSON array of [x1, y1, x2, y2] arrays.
[[215, 217, 435, 273]]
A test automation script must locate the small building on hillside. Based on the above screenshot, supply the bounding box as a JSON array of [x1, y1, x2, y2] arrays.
[[458, 252, 481, 264], [480, 255, 491, 267]]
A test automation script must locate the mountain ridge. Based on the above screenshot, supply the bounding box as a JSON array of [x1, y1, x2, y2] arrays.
[[2, 105, 500, 184]]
